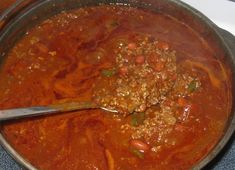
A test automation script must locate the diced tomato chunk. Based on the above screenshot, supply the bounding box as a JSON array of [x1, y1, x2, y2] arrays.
[[157, 41, 169, 50], [128, 43, 137, 50], [135, 56, 145, 64], [119, 66, 128, 75], [130, 139, 150, 152], [178, 97, 188, 107]]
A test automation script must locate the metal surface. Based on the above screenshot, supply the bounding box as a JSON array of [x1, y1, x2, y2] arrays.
[[0, 0, 234, 169], [0, 0, 34, 29], [0, 0, 25, 21], [0, 102, 117, 122], [203, 28, 235, 170]]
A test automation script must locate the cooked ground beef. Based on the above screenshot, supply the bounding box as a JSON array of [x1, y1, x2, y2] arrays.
[[93, 35, 177, 114], [121, 106, 176, 143], [93, 34, 201, 147]]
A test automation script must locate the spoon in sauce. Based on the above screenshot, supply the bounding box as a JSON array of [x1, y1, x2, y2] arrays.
[[0, 102, 118, 121]]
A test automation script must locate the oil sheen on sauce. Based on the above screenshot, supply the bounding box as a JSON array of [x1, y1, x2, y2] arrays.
[[0, 5, 231, 170]]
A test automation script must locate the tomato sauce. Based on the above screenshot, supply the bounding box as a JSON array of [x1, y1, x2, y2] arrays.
[[0, 5, 231, 170]]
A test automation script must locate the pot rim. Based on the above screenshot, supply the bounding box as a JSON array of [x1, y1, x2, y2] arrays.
[[0, 0, 234, 170]]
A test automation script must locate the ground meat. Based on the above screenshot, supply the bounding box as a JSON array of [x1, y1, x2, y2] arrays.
[[93, 34, 201, 148], [119, 70, 202, 147], [172, 72, 201, 97], [121, 107, 176, 143], [93, 35, 177, 114]]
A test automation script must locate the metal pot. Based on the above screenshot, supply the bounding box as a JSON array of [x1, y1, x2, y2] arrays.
[[0, 0, 234, 169]]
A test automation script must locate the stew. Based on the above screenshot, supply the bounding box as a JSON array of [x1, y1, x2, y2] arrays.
[[0, 5, 231, 170]]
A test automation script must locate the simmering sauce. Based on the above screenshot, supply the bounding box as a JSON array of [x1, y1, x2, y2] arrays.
[[0, 5, 231, 170]]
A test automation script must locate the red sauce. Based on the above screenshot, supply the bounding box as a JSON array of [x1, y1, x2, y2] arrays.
[[0, 5, 231, 170]]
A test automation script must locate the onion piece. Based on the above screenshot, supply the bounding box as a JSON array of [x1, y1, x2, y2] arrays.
[[185, 60, 221, 88], [105, 149, 115, 170]]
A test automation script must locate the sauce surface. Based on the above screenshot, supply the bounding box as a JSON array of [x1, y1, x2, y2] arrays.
[[0, 5, 231, 170]]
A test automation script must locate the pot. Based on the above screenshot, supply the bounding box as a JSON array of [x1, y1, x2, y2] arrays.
[[0, 0, 234, 169]]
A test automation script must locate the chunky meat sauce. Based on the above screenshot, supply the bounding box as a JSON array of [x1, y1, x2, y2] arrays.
[[94, 35, 178, 114], [0, 5, 231, 170]]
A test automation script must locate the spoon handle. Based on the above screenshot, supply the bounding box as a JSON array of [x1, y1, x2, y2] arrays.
[[0, 102, 96, 121]]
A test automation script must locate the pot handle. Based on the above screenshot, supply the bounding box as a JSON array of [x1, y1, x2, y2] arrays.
[[218, 28, 235, 55]]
